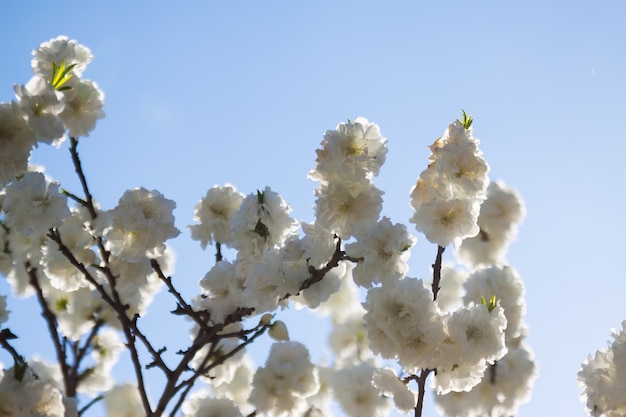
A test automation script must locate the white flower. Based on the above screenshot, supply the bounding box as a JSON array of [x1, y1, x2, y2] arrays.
[[103, 187, 180, 262], [314, 180, 383, 240], [0, 103, 36, 184], [411, 197, 480, 248], [372, 368, 416, 414], [456, 181, 526, 268], [579, 321, 626, 416], [291, 260, 345, 310], [31, 36, 93, 80], [249, 341, 319, 416], [464, 266, 526, 344], [362, 277, 445, 371], [103, 383, 144, 417], [13, 76, 65, 145], [182, 391, 243, 417], [409, 118, 489, 248], [329, 312, 374, 367], [310, 117, 387, 183], [300, 221, 337, 269], [332, 364, 391, 417], [197, 260, 245, 324], [435, 344, 537, 417], [2, 171, 70, 236], [210, 355, 255, 414], [445, 303, 507, 365], [346, 217, 416, 288], [189, 184, 244, 248], [230, 187, 298, 256], [0, 366, 66, 417], [58, 80, 105, 138]]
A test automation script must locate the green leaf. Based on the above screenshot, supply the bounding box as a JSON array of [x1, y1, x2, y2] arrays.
[[51, 60, 76, 90], [14, 361, 27, 382], [457, 109, 473, 129], [481, 294, 498, 313]]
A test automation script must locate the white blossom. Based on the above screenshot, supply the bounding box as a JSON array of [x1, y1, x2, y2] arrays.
[[456, 181, 526, 268], [435, 344, 537, 417], [197, 260, 245, 324], [579, 321, 626, 416], [102, 187, 179, 262], [372, 367, 416, 414], [0, 366, 66, 417], [249, 341, 319, 416], [310, 117, 387, 183], [13, 77, 65, 145], [58, 80, 105, 138], [332, 364, 391, 417], [182, 391, 243, 417], [2, 171, 70, 236], [230, 187, 298, 256], [314, 180, 383, 240], [31, 36, 93, 80], [411, 197, 480, 248], [464, 265, 526, 344], [410, 119, 489, 247], [0, 103, 36, 184], [103, 383, 144, 417], [363, 277, 445, 371], [189, 184, 244, 248], [346, 216, 416, 288]]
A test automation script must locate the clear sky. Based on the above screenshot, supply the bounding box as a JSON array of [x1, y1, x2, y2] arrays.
[[1, 1, 626, 416]]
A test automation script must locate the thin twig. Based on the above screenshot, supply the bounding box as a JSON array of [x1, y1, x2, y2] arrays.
[[431, 245, 445, 301], [26, 262, 74, 395]]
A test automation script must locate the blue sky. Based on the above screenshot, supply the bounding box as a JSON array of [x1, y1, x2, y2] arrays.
[[1, 1, 626, 416]]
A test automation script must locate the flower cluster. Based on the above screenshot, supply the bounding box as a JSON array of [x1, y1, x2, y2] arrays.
[[409, 114, 489, 247], [1, 36, 104, 184], [310, 118, 387, 240], [579, 321, 626, 416], [0, 36, 548, 417]]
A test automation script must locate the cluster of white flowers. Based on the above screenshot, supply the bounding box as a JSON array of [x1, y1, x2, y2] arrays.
[[0, 36, 554, 417], [410, 117, 489, 247], [432, 202, 536, 415], [456, 181, 526, 267], [578, 321, 626, 416], [248, 341, 320, 416], [310, 118, 387, 240], [0, 36, 104, 185], [0, 366, 71, 417]]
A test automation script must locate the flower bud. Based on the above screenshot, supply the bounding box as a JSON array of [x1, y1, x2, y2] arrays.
[[269, 320, 290, 341], [260, 313, 273, 326]]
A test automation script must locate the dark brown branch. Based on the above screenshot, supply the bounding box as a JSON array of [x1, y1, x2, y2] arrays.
[[215, 242, 223, 263], [414, 369, 434, 417], [69, 137, 97, 220], [26, 262, 74, 395], [150, 259, 213, 336], [0, 328, 25, 366], [169, 323, 270, 417], [431, 245, 445, 301]]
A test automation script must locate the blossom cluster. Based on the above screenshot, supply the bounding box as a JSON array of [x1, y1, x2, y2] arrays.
[[409, 115, 489, 247], [1, 36, 104, 184], [579, 321, 626, 416], [0, 36, 549, 417]]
